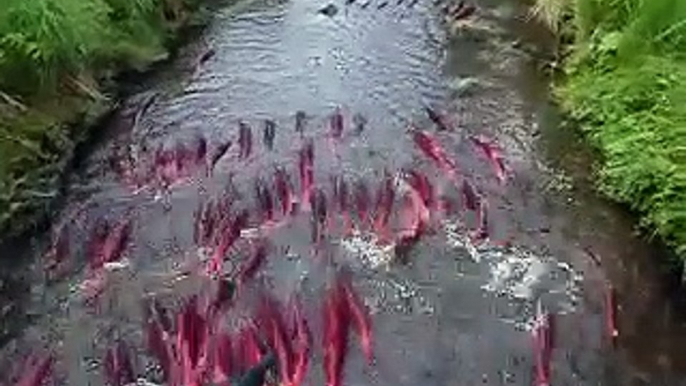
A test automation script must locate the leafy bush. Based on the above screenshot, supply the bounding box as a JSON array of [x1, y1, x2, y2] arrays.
[[534, 0, 686, 257], [0, 0, 202, 238]]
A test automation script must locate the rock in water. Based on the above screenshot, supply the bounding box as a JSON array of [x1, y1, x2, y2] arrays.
[[319, 3, 339, 16]]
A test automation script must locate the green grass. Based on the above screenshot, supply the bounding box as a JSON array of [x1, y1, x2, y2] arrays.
[[532, 0, 686, 258], [0, 0, 204, 239]]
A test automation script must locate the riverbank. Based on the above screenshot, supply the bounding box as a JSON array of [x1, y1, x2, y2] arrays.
[[534, 0, 686, 261], [0, 0, 214, 241]]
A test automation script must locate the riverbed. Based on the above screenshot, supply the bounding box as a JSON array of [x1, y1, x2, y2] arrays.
[[2, 0, 686, 385]]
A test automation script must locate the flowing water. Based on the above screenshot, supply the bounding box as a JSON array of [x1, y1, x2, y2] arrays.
[[2, 0, 686, 385]]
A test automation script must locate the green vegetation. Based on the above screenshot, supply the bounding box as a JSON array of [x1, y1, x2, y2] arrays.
[[0, 0, 206, 239], [532, 0, 686, 258]]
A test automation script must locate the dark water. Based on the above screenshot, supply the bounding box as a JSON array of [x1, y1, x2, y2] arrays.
[[2, 0, 686, 385]]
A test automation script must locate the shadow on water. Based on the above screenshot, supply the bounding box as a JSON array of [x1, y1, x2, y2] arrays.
[[3, 0, 686, 384]]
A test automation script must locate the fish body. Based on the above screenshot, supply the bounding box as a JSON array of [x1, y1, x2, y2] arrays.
[[264, 120, 276, 150], [330, 109, 344, 139], [298, 140, 315, 209], [104, 341, 136, 386], [239, 122, 253, 159], [424, 107, 450, 131], [532, 301, 553, 386], [295, 111, 307, 134], [606, 285, 619, 340]]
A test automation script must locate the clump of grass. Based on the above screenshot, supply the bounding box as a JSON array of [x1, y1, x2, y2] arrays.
[[533, 0, 686, 258], [0, 0, 204, 238]]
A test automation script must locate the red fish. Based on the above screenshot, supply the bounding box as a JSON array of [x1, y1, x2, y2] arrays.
[[145, 311, 173, 381], [338, 270, 373, 364], [255, 294, 294, 386], [322, 277, 350, 386], [290, 295, 312, 386], [254, 178, 275, 224], [13, 352, 54, 386], [274, 167, 295, 216], [406, 169, 435, 209], [332, 175, 353, 234], [295, 111, 307, 134], [235, 326, 264, 374], [264, 119, 276, 150], [605, 284, 619, 341], [330, 108, 344, 139], [239, 121, 253, 160], [298, 140, 315, 209], [176, 296, 210, 386], [461, 179, 481, 212], [354, 180, 370, 229], [310, 188, 329, 244], [471, 136, 507, 183], [412, 129, 459, 181], [210, 140, 232, 173], [104, 341, 136, 386], [207, 210, 249, 276], [213, 333, 234, 384], [372, 172, 395, 242], [473, 201, 489, 243], [532, 301, 553, 386]]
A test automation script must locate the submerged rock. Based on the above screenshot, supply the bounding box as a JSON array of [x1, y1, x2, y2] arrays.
[[319, 3, 339, 17]]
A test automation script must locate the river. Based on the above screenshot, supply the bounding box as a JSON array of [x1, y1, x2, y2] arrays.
[[2, 0, 686, 385]]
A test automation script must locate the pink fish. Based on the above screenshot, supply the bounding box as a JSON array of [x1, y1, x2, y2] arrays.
[[532, 301, 553, 386], [274, 167, 295, 216], [338, 270, 373, 364], [412, 129, 459, 181], [471, 135, 507, 183], [310, 189, 329, 244], [255, 293, 294, 386], [239, 121, 253, 160], [298, 140, 315, 209], [176, 296, 210, 386], [472, 201, 489, 243], [322, 276, 351, 386], [461, 179, 480, 212], [295, 111, 307, 134], [13, 352, 54, 386], [290, 295, 312, 386], [332, 175, 353, 234], [210, 140, 232, 173], [254, 178, 275, 224], [104, 341, 136, 386], [264, 119, 276, 150], [406, 169, 435, 209], [146, 317, 173, 381], [354, 180, 370, 229], [372, 172, 395, 243], [207, 210, 249, 276], [234, 326, 265, 374], [605, 285, 619, 341], [213, 333, 234, 384]]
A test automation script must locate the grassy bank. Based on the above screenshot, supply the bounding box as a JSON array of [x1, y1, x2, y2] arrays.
[[532, 0, 686, 259], [0, 0, 208, 239]]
